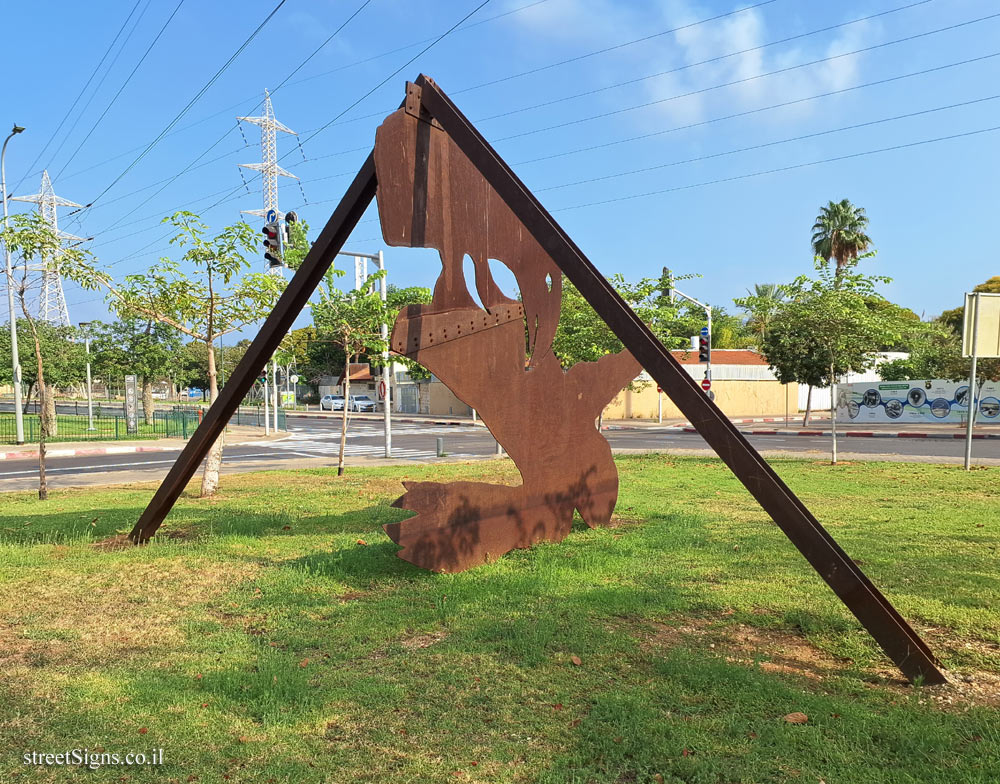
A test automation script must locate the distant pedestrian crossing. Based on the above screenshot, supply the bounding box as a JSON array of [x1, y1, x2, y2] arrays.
[[278, 421, 482, 461]]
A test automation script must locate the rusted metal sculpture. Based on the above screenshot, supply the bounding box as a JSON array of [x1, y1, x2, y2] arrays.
[[374, 104, 640, 571], [128, 75, 946, 685]]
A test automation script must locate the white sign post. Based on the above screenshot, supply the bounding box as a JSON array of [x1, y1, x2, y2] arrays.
[[962, 293, 1000, 470]]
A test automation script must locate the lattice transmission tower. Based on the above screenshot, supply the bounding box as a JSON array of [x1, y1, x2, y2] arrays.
[[10, 170, 82, 326], [237, 89, 298, 224]]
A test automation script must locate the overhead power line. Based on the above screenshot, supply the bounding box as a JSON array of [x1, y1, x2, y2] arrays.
[[512, 50, 1000, 166], [536, 95, 1000, 193], [55, 0, 187, 181], [77, 0, 289, 214], [476, 0, 941, 123], [87, 48, 1000, 256], [56, 0, 555, 187], [198, 0, 495, 219], [9, 0, 146, 195], [556, 125, 1000, 213], [93, 0, 376, 235], [494, 10, 1000, 142]]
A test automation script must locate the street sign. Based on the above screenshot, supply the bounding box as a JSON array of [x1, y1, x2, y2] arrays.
[[124, 375, 139, 434], [701, 377, 712, 391], [266, 208, 277, 223], [656, 386, 662, 394], [290, 374, 299, 384], [378, 380, 387, 400], [700, 326, 710, 337]]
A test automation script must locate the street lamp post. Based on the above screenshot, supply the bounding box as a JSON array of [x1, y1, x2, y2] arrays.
[[2, 124, 26, 445], [79, 322, 95, 431]]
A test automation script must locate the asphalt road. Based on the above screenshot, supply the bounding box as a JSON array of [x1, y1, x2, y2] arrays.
[[1, 419, 998, 492]]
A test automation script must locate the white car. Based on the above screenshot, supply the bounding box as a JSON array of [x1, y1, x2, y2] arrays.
[[320, 394, 345, 411], [349, 395, 377, 413]]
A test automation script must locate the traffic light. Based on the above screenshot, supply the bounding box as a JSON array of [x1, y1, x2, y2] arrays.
[[698, 333, 711, 363], [262, 220, 282, 268], [283, 210, 298, 248]]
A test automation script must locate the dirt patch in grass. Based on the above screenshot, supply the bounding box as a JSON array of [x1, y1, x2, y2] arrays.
[[0, 558, 258, 670], [642, 618, 1000, 710], [401, 630, 448, 650]]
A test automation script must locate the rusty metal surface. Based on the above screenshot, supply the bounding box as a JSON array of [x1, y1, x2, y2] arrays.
[[128, 155, 378, 543], [375, 104, 640, 572], [403, 75, 945, 685]]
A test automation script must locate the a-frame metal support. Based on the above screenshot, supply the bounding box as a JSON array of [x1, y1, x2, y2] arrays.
[[131, 76, 945, 686]]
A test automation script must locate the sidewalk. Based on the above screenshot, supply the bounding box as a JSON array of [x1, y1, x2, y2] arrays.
[[602, 416, 1000, 440], [0, 425, 289, 462]]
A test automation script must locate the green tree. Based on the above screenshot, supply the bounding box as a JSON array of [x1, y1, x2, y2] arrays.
[[311, 271, 390, 475], [811, 199, 873, 277], [104, 211, 284, 497], [735, 283, 788, 347], [0, 211, 102, 499], [90, 318, 182, 423], [762, 254, 904, 461], [0, 319, 86, 423], [937, 276, 1000, 335]]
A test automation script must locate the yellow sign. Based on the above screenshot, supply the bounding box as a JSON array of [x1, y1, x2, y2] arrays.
[[963, 293, 1000, 358]]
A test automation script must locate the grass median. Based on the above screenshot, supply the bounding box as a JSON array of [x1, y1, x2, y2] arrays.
[[0, 456, 997, 783]]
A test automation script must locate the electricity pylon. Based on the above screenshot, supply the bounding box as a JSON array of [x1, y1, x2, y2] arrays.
[[237, 89, 298, 223], [10, 169, 81, 326]]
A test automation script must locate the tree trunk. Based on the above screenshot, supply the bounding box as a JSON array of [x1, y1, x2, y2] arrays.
[[43, 387, 58, 437], [802, 385, 813, 426], [338, 349, 350, 476], [142, 377, 154, 425], [200, 343, 225, 497], [830, 363, 838, 465], [22, 316, 48, 500]]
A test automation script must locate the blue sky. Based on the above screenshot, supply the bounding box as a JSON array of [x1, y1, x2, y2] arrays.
[[5, 0, 998, 334]]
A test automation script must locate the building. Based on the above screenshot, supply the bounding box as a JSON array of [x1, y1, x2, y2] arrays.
[[603, 349, 798, 420]]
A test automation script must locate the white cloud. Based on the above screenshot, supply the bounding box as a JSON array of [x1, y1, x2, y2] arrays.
[[508, 0, 880, 130]]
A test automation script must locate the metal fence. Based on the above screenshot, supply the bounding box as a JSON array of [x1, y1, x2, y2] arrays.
[[0, 405, 286, 445]]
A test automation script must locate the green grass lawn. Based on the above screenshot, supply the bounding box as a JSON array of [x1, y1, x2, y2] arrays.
[[0, 412, 186, 445], [0, 456, 997, 783]]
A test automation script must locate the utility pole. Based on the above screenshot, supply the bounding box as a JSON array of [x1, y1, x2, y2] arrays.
[[2, 124, 26, 444], [79, 322, 95, 431], [339, 249, 392, 457]]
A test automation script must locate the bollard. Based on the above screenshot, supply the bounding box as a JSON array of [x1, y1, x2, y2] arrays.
[[496, 439, 503, 456], [436, 437, 444, 457]]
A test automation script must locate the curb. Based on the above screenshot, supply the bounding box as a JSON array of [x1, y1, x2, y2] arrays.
[[286, 411, 486, 428], [0, 444, 180, 461], [0, 432, 293, 462], [678, 427, 1000, 440]]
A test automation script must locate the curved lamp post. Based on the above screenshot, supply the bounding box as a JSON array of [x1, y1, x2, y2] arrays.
[[2, 124, 25, 444]]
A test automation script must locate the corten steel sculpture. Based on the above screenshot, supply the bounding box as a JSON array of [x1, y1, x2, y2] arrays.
[[128, 75, 946, 686]]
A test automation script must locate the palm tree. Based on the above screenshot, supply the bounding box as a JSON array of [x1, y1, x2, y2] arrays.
[[811, 199, 873, 276], [743, 283, 786, 344]]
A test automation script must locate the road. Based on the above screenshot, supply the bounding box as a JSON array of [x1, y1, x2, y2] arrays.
[[1, 419, 998, 492]]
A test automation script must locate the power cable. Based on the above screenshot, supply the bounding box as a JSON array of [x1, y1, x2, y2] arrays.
[[476, 0, 940, 123], [56, 0, 555, 187], [54, 0, 187, 181], [93, 0, 374, 235], [494, 10, 1000, 142], [555, 125, 1000, 213], [75, 0, 289, 214], [198, 0, 495, 219], [535, 94, 1000, 193], [9, 0, 145, 195], [513, 50, 1000, 165], [308, 0, 789, 130]]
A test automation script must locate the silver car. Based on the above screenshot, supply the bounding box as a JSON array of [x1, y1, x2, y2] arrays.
[[349, 395, 377, 412], [320, 394, 345, 411]]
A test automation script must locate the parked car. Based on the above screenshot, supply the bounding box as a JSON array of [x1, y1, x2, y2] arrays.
[[349, 395, 377, 413], [320, 394, 345, 411]]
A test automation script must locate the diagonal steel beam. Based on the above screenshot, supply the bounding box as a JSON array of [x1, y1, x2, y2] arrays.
[[411, 74, 945, 685], [129, 154, 378, 543]]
